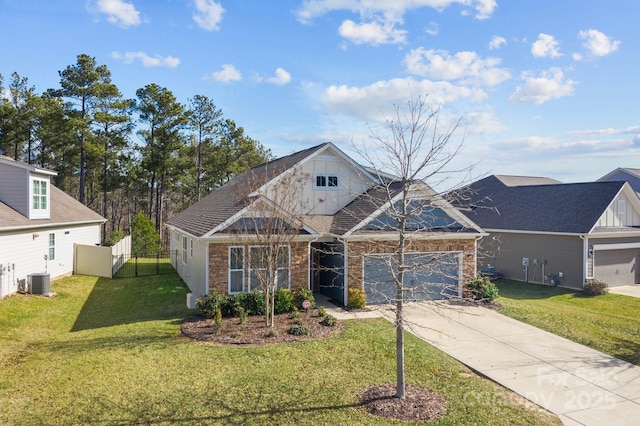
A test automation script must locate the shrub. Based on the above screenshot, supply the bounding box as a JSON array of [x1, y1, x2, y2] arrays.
[[288, 324, 309, 336], [274, 288, 294, 314], [466, 275, 499, 302], [293, 288, 315, 309], [348, 288, 366, 309], [317, 306, 327, 317], [238, 308, 248, 324], [583, 278, 608, 296], [214, 309, 222, 328], [290, 306, 301, 319], [236, 291, 266, 316], [196, 291, 226, 318], [320, 314, 338, 327]]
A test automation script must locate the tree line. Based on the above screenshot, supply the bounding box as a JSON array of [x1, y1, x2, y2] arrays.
[[0, 54, 272, 246]]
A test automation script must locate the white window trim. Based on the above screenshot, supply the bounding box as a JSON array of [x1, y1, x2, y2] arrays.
[[189, 239, 194, 258], [313, 173, 340, 190], [228, 246, 245, 294], [48, 232, 55, 261], [248, 245, 291, 292], [30, 176, 50, 219], [182, 236, 188, 265]]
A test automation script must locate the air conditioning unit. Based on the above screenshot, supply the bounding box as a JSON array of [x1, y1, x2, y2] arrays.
[[28, 273, 50, 295]]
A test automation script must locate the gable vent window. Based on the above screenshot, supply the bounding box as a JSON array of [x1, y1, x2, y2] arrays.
[[314, 174, 339, 189], [617, 199, 626, 215]]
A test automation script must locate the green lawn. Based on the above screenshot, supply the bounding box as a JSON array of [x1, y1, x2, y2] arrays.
[[0, 274, 559, 425], [496, 279, 640, 365]]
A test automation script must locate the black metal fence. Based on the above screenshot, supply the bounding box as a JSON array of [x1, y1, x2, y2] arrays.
[[113, 251, 177, 278]]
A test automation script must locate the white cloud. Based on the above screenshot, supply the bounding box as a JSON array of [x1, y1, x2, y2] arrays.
[[322, 77, 485, 121], [91, 0, 141, 27], [509, 68, 575, 104], [297, 1, 497, 23], [404, 48, 511, 87], [266, 68, 292, 86], [210, 64, 242, 83], [425, 21, 439, 36], [488, 35, 506, 50], [578, 29, 620, 57], [531, 33, 562, 58], [111, 51, 180, 68], [338, 19, 407, 45], [192, 0, 224, 31]]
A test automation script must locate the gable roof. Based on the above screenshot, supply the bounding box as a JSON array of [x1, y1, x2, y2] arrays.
[[332, 180, 483, 236], [493, 175, 561, 186], [598, 167, 640, 181], [166, 143, 341, 237], [0, 184, 105, 230], [451, 175, 627, 234]]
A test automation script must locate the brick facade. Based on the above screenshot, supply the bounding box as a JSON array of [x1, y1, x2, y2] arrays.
[[208, 241, 309, 294]]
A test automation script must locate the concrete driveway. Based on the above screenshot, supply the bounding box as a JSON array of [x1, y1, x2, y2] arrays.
[[322, 298, 640, 425], [608, 285, 640, 298]]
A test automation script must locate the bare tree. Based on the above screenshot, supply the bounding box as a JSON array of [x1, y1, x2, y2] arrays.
[[229, 167, 310, 327], [353, 94, 473, 399]]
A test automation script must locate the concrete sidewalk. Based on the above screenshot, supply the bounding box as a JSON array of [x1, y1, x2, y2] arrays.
[[318, 298, 640, 425], [608, 285, 640, 298]]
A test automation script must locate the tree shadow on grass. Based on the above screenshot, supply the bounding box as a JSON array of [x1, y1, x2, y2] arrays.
[[71, 273, 190, 332]]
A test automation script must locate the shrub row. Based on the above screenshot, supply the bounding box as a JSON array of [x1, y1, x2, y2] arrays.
[[196, 288, 316, 318]]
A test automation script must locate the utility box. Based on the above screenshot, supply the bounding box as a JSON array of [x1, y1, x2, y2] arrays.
[[186, 293, 196, 310], [28, 273, 51, 295]]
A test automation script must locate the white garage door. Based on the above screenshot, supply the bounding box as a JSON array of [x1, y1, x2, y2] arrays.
[[363, 252, 461, 305], [594, 249, 640, 287]]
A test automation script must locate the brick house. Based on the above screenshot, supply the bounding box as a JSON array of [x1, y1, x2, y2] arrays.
[[165, 143, 484, 306]]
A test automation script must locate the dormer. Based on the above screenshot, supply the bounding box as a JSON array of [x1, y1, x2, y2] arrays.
[[0, 156, 57, 220]]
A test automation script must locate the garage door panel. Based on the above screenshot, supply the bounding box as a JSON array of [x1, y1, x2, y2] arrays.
[[363, 253, 460, 305], [594, 249, 640, 287]]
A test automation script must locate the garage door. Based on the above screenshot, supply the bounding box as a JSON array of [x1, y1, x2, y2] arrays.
[[363, 252, 460, 305], [594, 249, 640, 287]]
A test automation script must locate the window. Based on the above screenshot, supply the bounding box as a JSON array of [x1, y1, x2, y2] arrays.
[[32, 179, 47, 210], [229, 247, 244, 293], [314, 174, 339, 189], [182, 236, 187, 265], [190, 239, 194, 258], [249, 245, 290, 292], [48, 233, 55, 261]]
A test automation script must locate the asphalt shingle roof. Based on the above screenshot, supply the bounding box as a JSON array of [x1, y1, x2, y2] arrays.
[[0, 185, 105, 229], [451, 175, 626, 234], [165, 143, 329, 237]]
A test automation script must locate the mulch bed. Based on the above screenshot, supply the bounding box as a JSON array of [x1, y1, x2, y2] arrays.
[[181, 310, 345, 345], [360, 383, 447, 422]]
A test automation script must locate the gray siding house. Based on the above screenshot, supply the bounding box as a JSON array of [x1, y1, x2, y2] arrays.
[[451, 175, 640, 289]]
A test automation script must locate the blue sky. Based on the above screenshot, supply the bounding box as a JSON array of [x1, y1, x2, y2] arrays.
[[1, 0, 638, 187]]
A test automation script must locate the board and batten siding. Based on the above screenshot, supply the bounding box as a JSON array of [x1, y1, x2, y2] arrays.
[[264, 151, 373, 216], [168, 230, 208, 297], [0, 223, 101, 291], [480, 232, 584, 289], [596, 192, 640, 227]]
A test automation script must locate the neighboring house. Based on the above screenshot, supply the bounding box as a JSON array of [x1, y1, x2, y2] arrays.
[[598, 168, 640, 193], [452, 175, 640, 289], [0, 156, 106, 298], [166, 142, 484, 306]]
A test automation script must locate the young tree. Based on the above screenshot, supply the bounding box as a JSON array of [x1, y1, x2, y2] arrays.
[[231, 166, 310, 327], [355, 95, 467, 399]]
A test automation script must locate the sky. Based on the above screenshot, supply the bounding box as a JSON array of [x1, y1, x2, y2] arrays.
[[1, 0, 639, 188]]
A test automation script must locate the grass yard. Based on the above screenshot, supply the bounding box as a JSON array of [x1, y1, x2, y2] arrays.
[[495, 279, 640, 365], [0, 274, 559, 425]]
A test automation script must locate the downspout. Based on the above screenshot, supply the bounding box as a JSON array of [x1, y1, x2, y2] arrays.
[[205, 238, 210, 296], [337, 236, 348, 307]]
